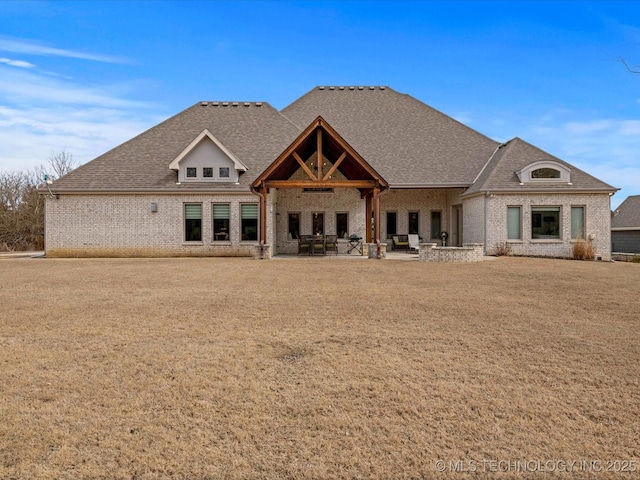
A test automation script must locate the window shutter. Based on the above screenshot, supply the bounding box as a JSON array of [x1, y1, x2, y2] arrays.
[[185, 204, 202, 219], [213, 204, 230, 219], [241, 204, 258, 219]]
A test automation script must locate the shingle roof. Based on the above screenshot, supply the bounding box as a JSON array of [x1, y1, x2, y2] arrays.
[[282, 86, 499, 186], [49, 86, 616, 195], [51, 102, 301, 192], [612, 195, 640, 229], [463, 137, 617, 196]]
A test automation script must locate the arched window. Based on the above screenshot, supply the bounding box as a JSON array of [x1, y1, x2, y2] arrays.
[[531, 168, 561, 179], [516, 161, 571, 184]]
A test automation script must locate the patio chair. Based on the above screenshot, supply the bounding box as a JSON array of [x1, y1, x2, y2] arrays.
[[392, 235, 409, 251], [408, 234, 420, 253], [324, 235, 338, 255], [311, 235, 325, 255], [298, 235, 312, 255]]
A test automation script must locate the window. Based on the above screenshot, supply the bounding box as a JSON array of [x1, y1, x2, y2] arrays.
[[531, 168, 561, 179], [336, 212, 348, 238], [409, 211, 419, 235], [430, 211, 441, 239], [184, 204, 202, 242], [240, 204, 258, 241], [219, 167, 230, 178], [507, 206, 521, 240], [516, 162, 570, 184], [203, 167, 213, 178], [386, 211, 397, 239], [571, 206, 585, 239], [213, 203, 230, 241], [532, 206, 560, 239], [288, 213, 300, 240], [186, 167, 197, 178], [312, 212, 324, 236]]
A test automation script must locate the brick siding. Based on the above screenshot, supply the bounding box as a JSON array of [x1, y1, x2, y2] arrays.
[[483, 193, 612, 260]]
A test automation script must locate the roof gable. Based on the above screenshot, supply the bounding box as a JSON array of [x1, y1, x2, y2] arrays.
[[169, 129, 248, 173], [49, 101, 301, 192], [463, 138, 617, 196], [252, 116, 388, 191]]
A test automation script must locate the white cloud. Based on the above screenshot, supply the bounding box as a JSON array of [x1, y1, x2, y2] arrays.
[[524, 118, 640, 209], [0, 67, 151, 109], [0, 55, 163, 173], [0, 37, 127, 64], [0, 104, 162, 172], [0, 57, 35, 68]]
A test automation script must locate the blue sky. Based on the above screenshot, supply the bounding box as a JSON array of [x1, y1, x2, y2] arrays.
[[0, 0, 638, 208]]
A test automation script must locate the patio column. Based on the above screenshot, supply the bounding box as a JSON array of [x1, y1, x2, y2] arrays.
[[365, 193, 372, 243], [258, 183, 267, 249], [373, 186, 381, 244]]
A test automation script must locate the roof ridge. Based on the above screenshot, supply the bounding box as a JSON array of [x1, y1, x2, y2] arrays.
[[471, 138, 517, 193]]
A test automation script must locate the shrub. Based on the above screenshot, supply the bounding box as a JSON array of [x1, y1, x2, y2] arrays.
[[491, 242, 512, 257], [572, 237, 596, 260]]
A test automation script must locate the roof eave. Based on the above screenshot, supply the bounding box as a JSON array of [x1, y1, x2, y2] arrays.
[[40, 187, 253, 195], [461, 187, 618, 198], [390, 183, 470, 189]]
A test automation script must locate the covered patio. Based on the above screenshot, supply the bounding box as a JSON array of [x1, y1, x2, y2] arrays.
[[251, 116, 389, 258]]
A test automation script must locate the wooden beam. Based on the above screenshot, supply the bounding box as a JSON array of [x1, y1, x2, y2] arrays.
[[292, 151, 317, 181], [373, 186, 380, 244], [257, 184, 267, 248], [322, 151, 347, 181], [317, 128, 323, 180], [264, 179, 377, 189], [365, 193, 372, 243]]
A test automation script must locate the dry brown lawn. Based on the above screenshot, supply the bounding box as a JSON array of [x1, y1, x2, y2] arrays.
[[1, 256, 639, 479]]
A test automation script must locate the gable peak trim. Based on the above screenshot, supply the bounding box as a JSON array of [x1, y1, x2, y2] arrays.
[[169, 129, 248, 172]]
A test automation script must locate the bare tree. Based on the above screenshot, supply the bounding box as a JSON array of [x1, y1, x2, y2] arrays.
[[0, 169, 44, 251], [46, 150, 78, 179], [0, 150, 77, 251], [620, 58, 640, 74]]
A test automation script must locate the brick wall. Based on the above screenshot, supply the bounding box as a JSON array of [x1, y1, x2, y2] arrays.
[[462, 195, 485, 244], [274, 188, 365, 254], [419, 243, 484, 262], [380, 188, 463, 241], [482, 193, 612, 260], [45, 193, 265, 257]]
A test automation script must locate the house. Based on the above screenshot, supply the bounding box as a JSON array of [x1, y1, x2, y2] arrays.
[[612, 195, 640, 254], [44, 86, 617, 260]]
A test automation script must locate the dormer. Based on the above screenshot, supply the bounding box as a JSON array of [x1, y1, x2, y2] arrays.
[[516, 161, 571, 185], [169, 129, 247, 183]]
